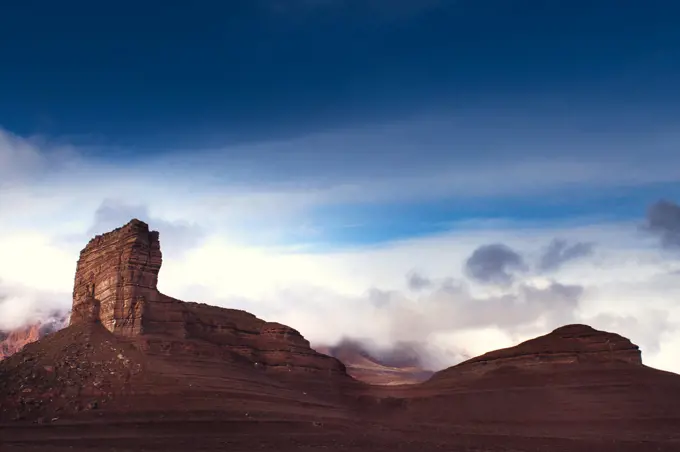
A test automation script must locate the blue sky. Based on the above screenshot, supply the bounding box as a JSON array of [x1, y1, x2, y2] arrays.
[[1, 0, 679, 247], [2, 0, 679, 147], [3, 1, 680, 371]]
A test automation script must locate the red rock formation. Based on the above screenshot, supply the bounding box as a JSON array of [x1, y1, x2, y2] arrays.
[[396, 324, 680, 442], [69, 219, 345, 376], [2, 313, 680, 449], [70, 219, 162, 335], [430, 324, 642, 381], [4, 218, 680, 450]]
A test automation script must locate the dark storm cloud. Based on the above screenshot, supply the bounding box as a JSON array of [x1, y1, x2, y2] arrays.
[[644, 200, 680, 249], [538, 238, 595, 272], [464, 243, 526, 285], [89, 199, 206, 257]]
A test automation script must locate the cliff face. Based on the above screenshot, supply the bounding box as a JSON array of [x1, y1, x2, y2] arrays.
[[69, 219, 346, 375], [70, 219, 161, 335]]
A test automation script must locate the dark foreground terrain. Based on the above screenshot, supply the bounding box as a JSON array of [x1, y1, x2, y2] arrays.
[[2, 324, 679, 452], [3, 405, 679, 451]]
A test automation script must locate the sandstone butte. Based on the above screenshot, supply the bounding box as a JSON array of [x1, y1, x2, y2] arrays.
[[2, 219, 680, 451], [68, 218, 345, 375]]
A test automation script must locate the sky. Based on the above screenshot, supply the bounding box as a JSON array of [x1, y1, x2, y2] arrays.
[[1, 0, 680, 373]]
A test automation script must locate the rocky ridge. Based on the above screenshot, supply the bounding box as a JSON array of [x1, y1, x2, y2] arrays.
[[429, 324, 642, 381], [69, 219, 346, 376]]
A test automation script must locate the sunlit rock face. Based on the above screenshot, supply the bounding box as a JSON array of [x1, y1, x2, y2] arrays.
[[69, 219, 346, 375]]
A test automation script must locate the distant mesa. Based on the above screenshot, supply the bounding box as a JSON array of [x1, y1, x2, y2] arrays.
[[429, 323, 642, 382], [315, 340, 434, 385], [0, 315, 67, 361], [464, 323, 642, 366]]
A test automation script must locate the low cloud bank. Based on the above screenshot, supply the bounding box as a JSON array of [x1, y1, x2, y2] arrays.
[[1, 198, 680, 374], [0, 281, 70, 332]]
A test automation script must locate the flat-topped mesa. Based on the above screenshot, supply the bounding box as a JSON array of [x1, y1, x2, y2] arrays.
[[68, 219, 346, 376], [436, 324, 642, 379]]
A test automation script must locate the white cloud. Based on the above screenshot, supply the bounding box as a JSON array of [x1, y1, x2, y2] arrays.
[[1, 126, 680, 375], [0, 282, 70, 331], [156, 221, 680, 373]]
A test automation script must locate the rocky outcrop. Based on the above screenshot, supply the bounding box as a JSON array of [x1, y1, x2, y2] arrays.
[[432, 324, 642, 380], [70, 219, 161, 335], [69, 219, 346, 375]]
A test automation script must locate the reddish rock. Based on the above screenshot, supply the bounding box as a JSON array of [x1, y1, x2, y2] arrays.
[[3, 218, 680, 450], [0, 316, 67, 361], [70, 219, 162, 335], [0, 326, 41, 360], [430, 324, 642, 381], [69, 219, 345, 375]]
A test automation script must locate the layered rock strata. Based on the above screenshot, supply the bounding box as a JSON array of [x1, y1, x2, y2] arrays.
[[69, 219, 345, 375], [432, 324, 642, 380]]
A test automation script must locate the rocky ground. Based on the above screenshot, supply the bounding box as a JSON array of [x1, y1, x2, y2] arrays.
[[5, 418, 679, 452], [2, 323, 679, 451]]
